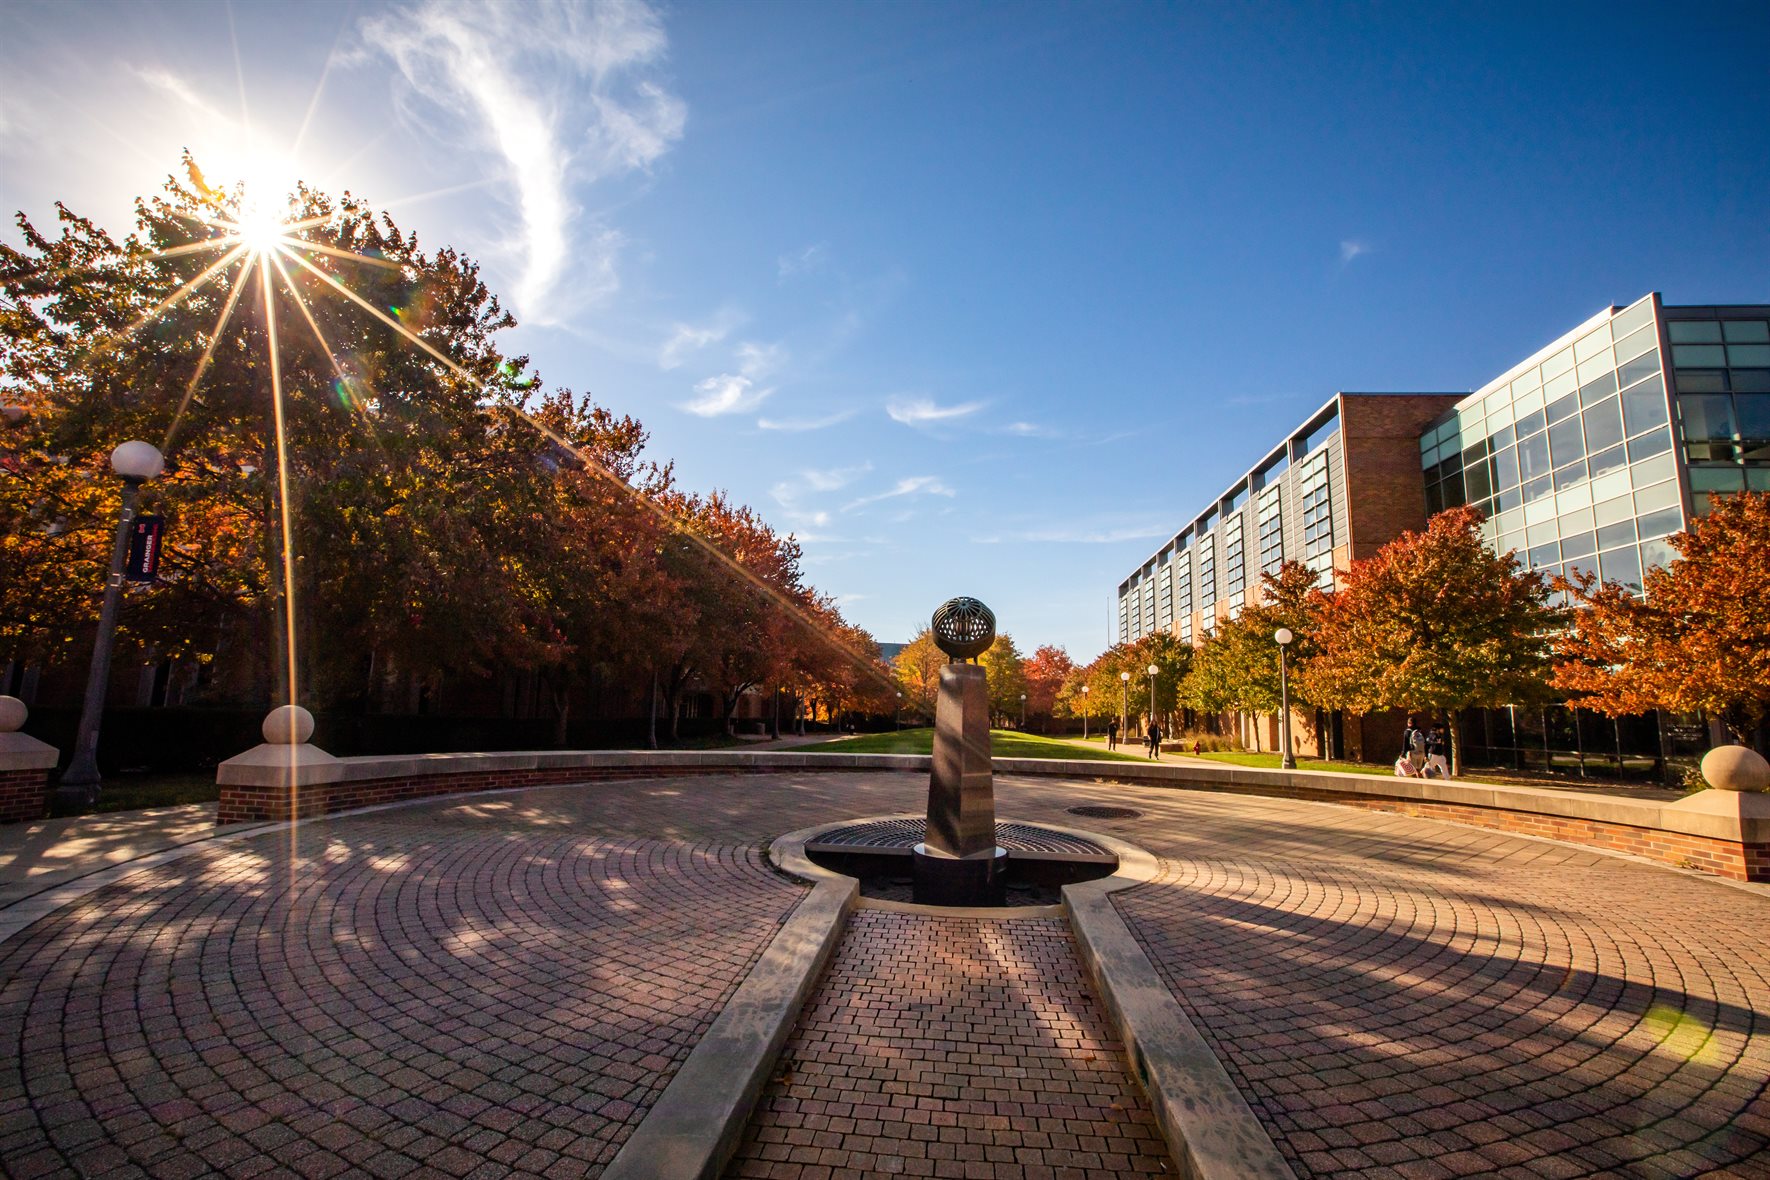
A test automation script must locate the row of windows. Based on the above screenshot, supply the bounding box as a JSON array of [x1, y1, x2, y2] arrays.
[[1487, 455, 1681, 570], [1224, 516, 1245, 598], [1299, 454, 1333, 556], [1257, 486, 1284, 575]]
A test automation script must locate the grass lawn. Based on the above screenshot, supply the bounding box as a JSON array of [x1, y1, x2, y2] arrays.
[[802, 728, 1147, 762], [1190, 750, 1396, 777], [48, 771, 221, 818]]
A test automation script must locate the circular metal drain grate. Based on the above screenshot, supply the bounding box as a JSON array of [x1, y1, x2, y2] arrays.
[[1065, 805, 1142, 820], [809, 819, 1107, 856]]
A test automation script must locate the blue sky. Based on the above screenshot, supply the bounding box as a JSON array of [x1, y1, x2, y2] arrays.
[[3, 0, 1767, 660]]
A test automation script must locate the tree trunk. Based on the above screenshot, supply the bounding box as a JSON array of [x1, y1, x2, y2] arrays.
[[647, 669, 659, 750], [550, 688, 570, 749]]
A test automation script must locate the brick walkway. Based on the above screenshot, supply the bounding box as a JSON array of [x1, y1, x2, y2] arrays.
[[0, 794, 807, 1180], [727, 910, 1172, 1179], [1106, 789, 1770, 1179], [1, 771, 1767, 1179]]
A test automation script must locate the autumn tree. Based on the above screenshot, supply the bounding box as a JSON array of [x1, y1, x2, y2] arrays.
[[1299, 505, 1561, 774], [1022, 644, 1074, 731], [2, 159, 886, 752], [1553, 491, 1770, 750], [1063, 634, 1190, 734], [1182, 562, 1321, 717], [980, 633, 1029, 726], [892, 628, 945, 721]]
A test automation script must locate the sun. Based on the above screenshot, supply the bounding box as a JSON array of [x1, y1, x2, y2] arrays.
[[230, 199, 287, 253]]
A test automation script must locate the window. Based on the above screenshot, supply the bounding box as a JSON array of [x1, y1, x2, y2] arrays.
[[1621, 377, 1669, 436], [1224, 514, 1246, 611], [1197, 534, 1217, 615], [1117, 593, 1130, 643], [1258, 486, 1285, 574], [1299, 453, 1333, 558], [1582, 398, 1624, 453], [1681, 395, 1737, 441], [1157, 563, 1173, 630], [1174, 553, 1193, 642], [1668, 321, 1721, 343]]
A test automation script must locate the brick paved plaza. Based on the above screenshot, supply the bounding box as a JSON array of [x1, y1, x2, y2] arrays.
[[1, 772, 1766, 1178]]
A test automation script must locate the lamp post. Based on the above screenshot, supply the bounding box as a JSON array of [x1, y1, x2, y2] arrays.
[[1147, 663, 1160, 742], [1019, 692, 1026, 730], [59, 441, 165, 804], [1081, 684, 1090, 742], [1119, 670, 1130, 736], [896, 691, 903, 731], [1274, 627, 1296, 770]]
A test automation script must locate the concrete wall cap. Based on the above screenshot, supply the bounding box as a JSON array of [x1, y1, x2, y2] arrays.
[[0, 730, 59, 771]]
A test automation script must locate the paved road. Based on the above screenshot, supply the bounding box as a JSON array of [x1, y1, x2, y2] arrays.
[[0, 772, 1764, 1179]]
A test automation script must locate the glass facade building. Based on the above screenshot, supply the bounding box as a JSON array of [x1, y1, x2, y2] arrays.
[[1422, 294, 1770, 597]]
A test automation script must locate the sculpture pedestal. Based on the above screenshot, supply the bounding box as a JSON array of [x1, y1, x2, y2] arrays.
[[917, 662, 1003, 905], [912, 843, 1007, 907]]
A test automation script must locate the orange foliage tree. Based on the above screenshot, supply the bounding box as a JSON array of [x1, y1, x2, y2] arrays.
[[1553, 491, 1770, 749], [1299, 506, 1562, 773]]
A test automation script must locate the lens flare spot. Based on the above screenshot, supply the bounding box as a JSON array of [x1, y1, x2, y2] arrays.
[[1643, 1004, 1717, 1064]]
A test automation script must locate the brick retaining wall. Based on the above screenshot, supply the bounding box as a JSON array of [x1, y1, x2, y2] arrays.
[[0, 769, 51, 825]]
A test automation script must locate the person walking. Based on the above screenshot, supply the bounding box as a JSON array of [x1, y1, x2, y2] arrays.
[[1146, 720, 1162, 759], [1106, 717, 1119, 750], [1426, 726, 1451, 778]]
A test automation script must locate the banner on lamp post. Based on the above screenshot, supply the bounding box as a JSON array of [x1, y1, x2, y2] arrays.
[[124, 515, 165, 582]]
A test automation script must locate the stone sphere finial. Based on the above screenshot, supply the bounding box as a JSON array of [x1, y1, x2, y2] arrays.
[[1701, 744, 1770, 793], [932, 597, 996, 662], [262, 705, 315, 746], [0, 696, 26, 734]]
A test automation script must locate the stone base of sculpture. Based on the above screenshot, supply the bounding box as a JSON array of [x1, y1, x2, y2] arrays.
[[911, 842, 1007, 907], [914, 662, 1006, 905]]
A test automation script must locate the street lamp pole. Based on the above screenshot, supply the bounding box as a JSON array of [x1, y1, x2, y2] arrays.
[[1081, 684, 1090, 742], [1275, 627, 1296, 770], [1019, 692, 1026, 730], [896, 691, 902, 731], [1147, 663, 1160, 744], [59, 441, 165, 804], [1119, 670, 1130, 736]]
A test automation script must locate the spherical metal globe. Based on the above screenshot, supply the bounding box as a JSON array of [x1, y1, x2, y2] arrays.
[[931, 597, 996, 661]]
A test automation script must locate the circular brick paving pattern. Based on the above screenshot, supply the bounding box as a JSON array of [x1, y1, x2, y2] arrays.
[[1, 771, 1767, 1180], [1105, 790, 1770, 1179], [0, 807, 805, 1180]]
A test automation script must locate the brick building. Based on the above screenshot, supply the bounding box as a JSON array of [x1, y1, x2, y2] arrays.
[[1115, 293, 1770, 778]]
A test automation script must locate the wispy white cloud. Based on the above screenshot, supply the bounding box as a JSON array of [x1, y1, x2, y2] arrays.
[[757, 409, 856, 433], [777, 242, 829, 280], [799, 463, 872, 492], [736, 340, 785, 378], [1003, 420, 1056, 438], [843, 475, 956, 512], [681, 373, 771, 416], [886, 396, 987, 428], [1340, 239, 1370, 263], [658, 316, 735, 369], [358, 0, 685, 320]]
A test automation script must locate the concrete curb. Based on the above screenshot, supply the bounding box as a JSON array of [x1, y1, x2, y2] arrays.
[[1062, 832, 1298, 1180], [599, 826, 859, 1180]]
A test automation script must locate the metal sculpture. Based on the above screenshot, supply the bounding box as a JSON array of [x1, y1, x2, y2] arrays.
[[931, 597, 996, 662]]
